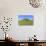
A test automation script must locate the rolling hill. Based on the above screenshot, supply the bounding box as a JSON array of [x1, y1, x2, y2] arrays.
[[18, 18, 33, 25]]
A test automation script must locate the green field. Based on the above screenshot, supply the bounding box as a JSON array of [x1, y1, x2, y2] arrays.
[[18, 18, 33, 25]]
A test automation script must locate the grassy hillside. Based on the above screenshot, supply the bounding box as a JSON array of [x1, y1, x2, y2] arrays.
[[18, 18, 33, 25]]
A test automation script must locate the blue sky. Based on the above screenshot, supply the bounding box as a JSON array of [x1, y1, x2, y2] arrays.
[[18, 15, 33, 20]]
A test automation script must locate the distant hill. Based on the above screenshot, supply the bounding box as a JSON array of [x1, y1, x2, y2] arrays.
[[22, 18, 31, 21], [19, 18, 33, 25]]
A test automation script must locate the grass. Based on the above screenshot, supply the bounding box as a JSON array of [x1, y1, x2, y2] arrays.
[[18, 18, 33, 25]]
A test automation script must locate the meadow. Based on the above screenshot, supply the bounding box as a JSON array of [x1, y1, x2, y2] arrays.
[[18, 18, 33, 25]]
